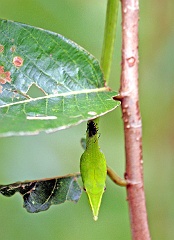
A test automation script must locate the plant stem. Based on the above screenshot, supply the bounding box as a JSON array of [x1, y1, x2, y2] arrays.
[[120, 0, 151, 239], [107, 166, 127, 186], [100, 0, 119, 84]]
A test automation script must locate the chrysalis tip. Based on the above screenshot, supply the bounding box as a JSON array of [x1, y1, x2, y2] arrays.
[[93, 215, 98, 221]]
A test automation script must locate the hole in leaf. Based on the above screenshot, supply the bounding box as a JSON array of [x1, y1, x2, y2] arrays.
[[27, 84, 46, 98]]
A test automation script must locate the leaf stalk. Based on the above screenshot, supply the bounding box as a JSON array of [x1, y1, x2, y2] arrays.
[[100, 0, 119, 84]]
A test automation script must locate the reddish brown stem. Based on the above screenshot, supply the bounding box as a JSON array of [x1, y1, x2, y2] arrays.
[[120, 0, 151, 239]]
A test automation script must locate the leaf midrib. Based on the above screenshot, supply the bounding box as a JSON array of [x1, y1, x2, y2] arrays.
[[0, 87, 111, 108]]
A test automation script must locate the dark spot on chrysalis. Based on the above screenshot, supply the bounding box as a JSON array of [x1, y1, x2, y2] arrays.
[[87, 120, 98, 137]]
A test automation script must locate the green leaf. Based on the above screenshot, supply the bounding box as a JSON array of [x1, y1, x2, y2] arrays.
[[0, 173, 82, 213], [0, 19, 119, 137]]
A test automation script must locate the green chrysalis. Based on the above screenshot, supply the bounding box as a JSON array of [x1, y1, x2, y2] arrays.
[[80, 118, 107, 221]]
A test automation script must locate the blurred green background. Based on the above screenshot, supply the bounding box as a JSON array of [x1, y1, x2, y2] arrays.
[[0, 0, 173, 239]]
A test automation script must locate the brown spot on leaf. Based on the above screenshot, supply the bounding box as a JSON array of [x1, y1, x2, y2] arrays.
[[10, 45, 16, 53], [13, 56, 23, 67], [0, 66, 12, 93], [0, 45, 4, 53]]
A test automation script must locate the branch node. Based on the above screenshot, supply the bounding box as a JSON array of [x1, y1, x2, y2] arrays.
[[113, 94, 123, 101], [126, 180, 142, 187], [113, 89, 133, 102]]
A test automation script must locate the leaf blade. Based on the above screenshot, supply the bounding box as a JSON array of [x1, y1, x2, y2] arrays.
[[0, 173, 82, 213], [0, 19, 120, 136]]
